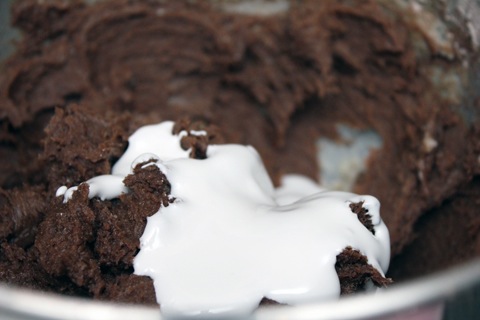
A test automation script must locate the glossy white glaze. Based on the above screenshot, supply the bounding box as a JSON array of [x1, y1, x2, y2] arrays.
[[57, 121, 390, 317]]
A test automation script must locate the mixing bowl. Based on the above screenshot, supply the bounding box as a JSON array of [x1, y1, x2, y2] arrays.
[[0, 0, 479, 319]]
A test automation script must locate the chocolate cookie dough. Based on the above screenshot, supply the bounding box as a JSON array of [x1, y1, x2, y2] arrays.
[[0, 0, 479, 306]]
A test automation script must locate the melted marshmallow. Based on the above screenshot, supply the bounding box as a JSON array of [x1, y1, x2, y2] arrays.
[[58, 121, 390, 317]]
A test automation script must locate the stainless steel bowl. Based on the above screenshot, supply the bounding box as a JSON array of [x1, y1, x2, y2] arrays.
[[0, 0, 479, 319], [0, 258, 479, 320]]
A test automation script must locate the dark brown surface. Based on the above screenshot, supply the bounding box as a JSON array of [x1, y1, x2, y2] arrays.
[[33, 158, 170, 303], [388, 177, 480, 281], [0, 0, 479, 306]]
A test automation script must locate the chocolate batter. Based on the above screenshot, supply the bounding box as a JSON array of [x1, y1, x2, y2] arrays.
[[0, 0, 479, 305]]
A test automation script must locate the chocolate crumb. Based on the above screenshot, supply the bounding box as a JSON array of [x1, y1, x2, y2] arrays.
[[258, 246, 393, 305], [259, 297, 283, 306], [349, 201, 375, 235], [335, 247, 392, 295], [124, 161, 173, 208], [181, 134, 210, 160], [102, 274, 157, 305], [173, 118, 224, 159]]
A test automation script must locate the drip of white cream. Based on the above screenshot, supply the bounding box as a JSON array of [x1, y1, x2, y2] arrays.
[[57, 121, 390, 318]]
